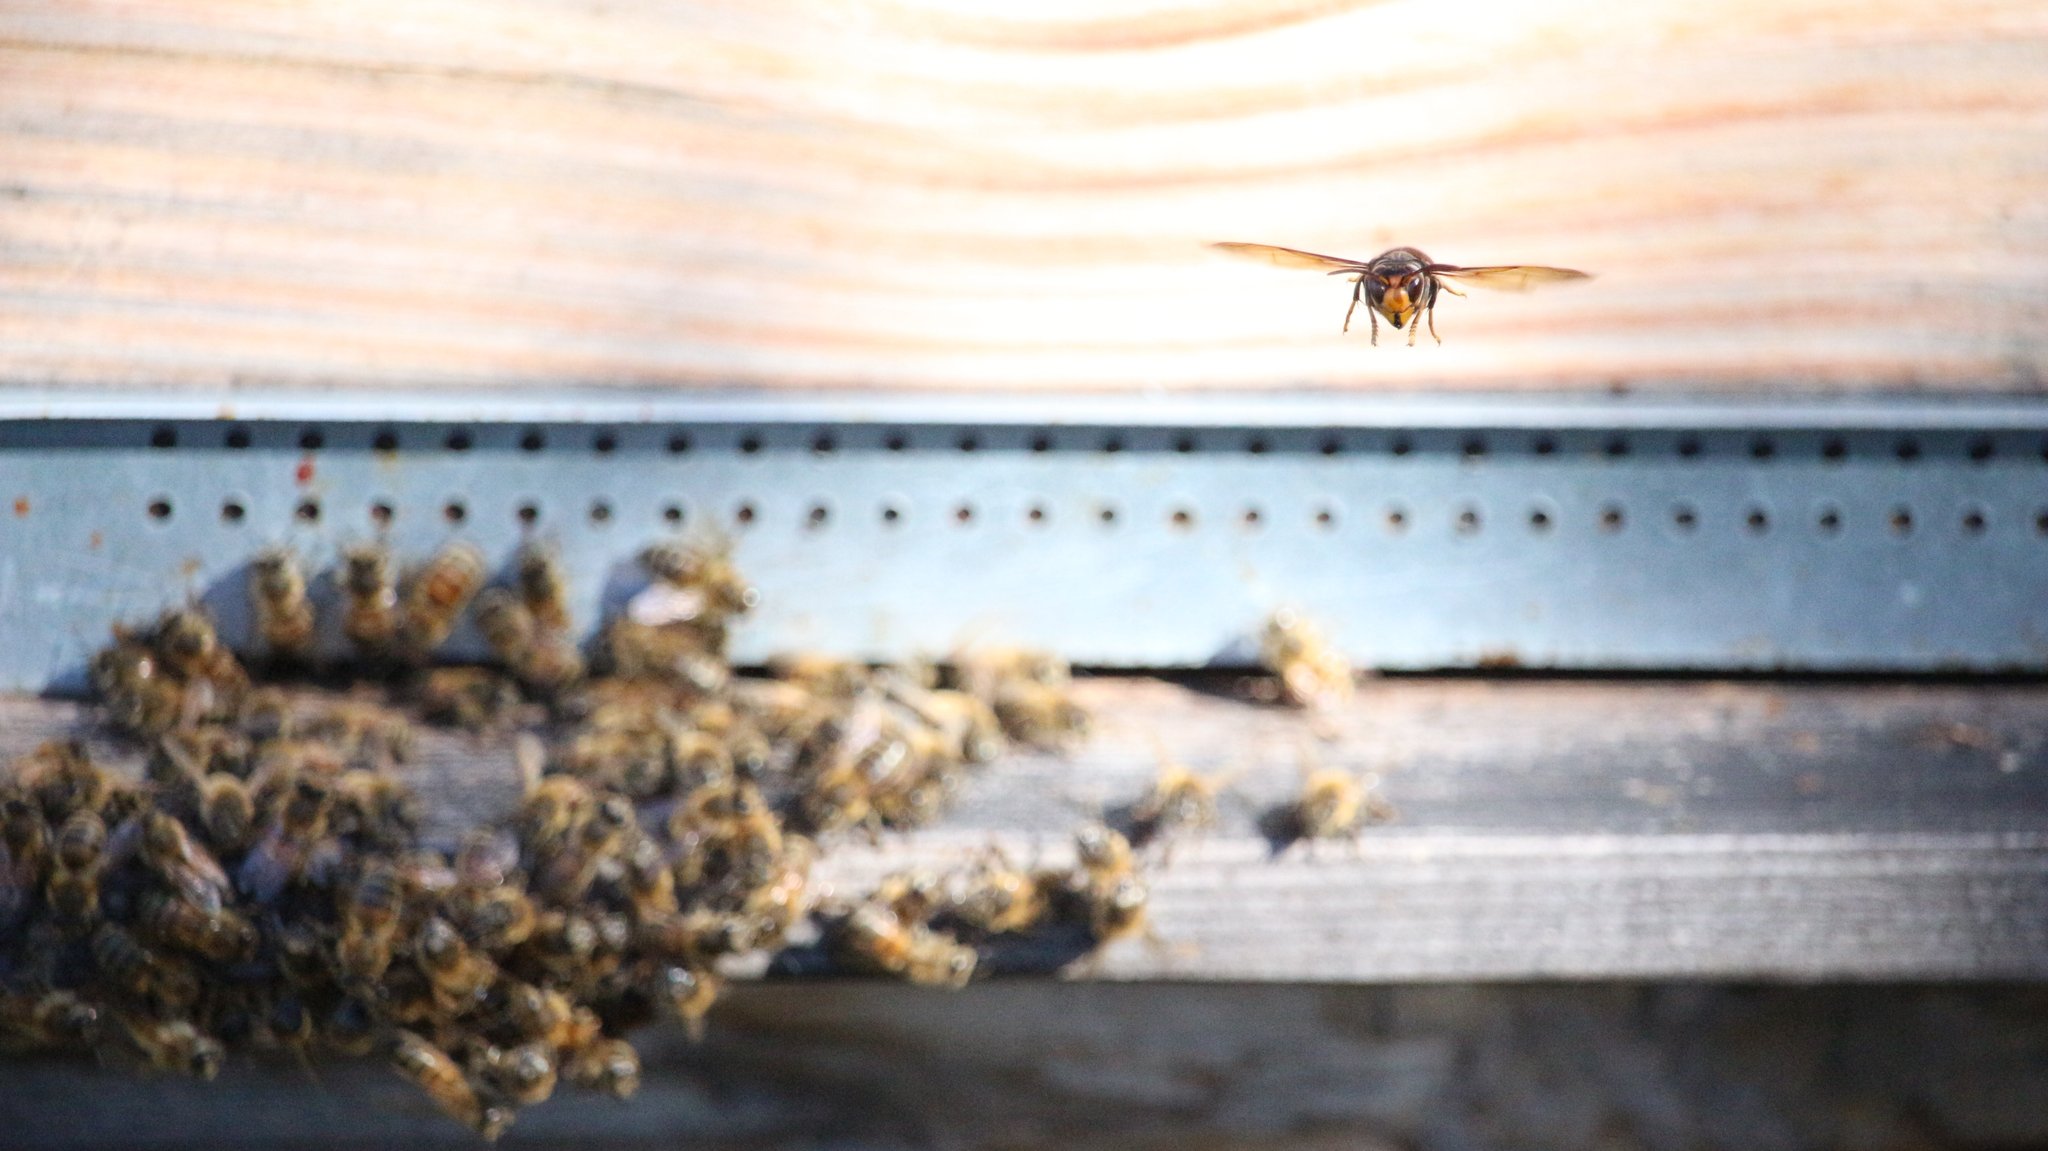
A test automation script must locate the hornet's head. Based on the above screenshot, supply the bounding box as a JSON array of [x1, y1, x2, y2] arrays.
[[1361, 248, 1434, 331]]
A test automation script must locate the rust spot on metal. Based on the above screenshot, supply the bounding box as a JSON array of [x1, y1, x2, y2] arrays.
[[1794, 771, 1826, 796], [180, 558, 202, 579], [88, 531, 102, 550], [296, 457, 316, 485], [11, 497, 26, 517]]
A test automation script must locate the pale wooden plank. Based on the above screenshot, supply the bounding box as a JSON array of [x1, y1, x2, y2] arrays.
[[2, 2, 2046, 392]]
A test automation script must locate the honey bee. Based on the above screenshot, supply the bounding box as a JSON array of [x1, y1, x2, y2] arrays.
[[644, 962, 720, 1040], [0, 799, 47, 933], [1127, 741, 1238, 850], [496, 981, 595, 1054], [338, 859, 404, 981], [990, 682, 1089, 750], [151, 726, 252, 789], [322, 995, 379, 1057], [138, 888, 258, 963], [2, 792, 52, 877], [245, 739, 343, 824], [522, 909, 600, 983], [474, 587, 536, 663], [341, 543, 402, 660], [454, 880, 537, 955], [738, 842, 813, 949], [146, 606, 221, 681], [880, 720, 973, 828], [299, 699, 415, 772], [1259, 609, 1353, 713], [331, 769, 421, 852], [946, 848, 1047, 937], [1072, 822, 1136, 887], [90, 636, 185, 737], [552, 724, 667, 800], [1082, 874, 1150, 947], [388, 1028, 512, 1141], [247, 547, 317, 661], [517, 761, 594, 864], [514, 542, 573, 634], [831, 901, 977, 988], [667, 780, 784, 897], [790, 753, 876, 838], [0, 989, 100, 1050], [1212, 242, 1591, 346], [382, 963, 444, 1029], [452, 826, 520, 891], [634, 907, 743, 970], [139, 810, 232, 914], [533, 792, 633, 905], [1288, 764, 1396, 844], [270, 919, 335, 991], [416, 915, 497, 1013], [237, 776, 331, 905], [91, 922, 200, 1012], [473, 1039, 557, 1107], [666, 728, 735, 798], [617, 835, 678, 924], [599, 618, 729, 693], [197, 772, 256, 855], [415, 666, 524, 730], [883, 677, 1006, 765], [400, 541, 488, 656], [949, 646, 1072, 695], [17, 739, 110, 822], [110, 1015, 225, 1080], [236, 685, 296, 743], [563, 1037, 641, 1099], [45, 810, 105, 928], [149, 608, 247, 722], [720, 721, 773, 782], [1051, 823, 1153, 948], [639, 538, 758, 621], [771, 653, 871, 698]]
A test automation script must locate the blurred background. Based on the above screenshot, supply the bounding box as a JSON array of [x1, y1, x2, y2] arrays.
[[4, 0, 2044, 393]]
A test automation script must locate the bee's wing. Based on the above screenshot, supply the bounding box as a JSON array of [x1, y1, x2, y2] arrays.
[[1425, 264, 1591, 291], [1212, 242, 1371, 273]]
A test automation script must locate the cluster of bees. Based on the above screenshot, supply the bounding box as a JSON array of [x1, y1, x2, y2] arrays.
[[0, 537, 1148, 1140]]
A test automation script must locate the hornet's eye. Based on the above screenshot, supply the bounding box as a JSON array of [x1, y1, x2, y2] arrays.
[[1407, 276, 1425, 295]]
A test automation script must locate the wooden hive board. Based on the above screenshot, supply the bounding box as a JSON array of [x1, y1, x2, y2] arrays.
[[4, 676, 2044, 983], [2, 0, 2045, 392]]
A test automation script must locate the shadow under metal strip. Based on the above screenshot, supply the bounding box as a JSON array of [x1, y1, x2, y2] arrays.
[[2, 390, 2045, 691]]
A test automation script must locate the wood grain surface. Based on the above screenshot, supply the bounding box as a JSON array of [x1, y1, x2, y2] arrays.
[[5, 676, 2045, 981], [3, 1, 2046, 393]]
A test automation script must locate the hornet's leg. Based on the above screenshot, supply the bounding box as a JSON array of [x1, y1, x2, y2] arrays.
[[1343, 277, 1362, 334], [1369, 309, 1379, 347], [1427, 303, 1441, 345], [1408, 311, 1420, 346]]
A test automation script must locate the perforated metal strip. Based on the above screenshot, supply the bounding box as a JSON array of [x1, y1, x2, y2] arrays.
[[3, 390, 2046, 692]]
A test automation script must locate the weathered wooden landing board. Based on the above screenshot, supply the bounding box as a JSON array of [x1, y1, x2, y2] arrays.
[[5, 676, 2044, 983]]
